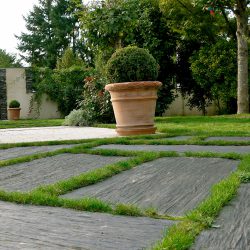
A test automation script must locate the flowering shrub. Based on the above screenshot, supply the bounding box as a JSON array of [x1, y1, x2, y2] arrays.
[[64, 74, 114, 126], [79, 75, 114, 124]]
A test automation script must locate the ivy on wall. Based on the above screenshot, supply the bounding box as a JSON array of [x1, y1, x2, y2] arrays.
[[30, 66, 96, 116]]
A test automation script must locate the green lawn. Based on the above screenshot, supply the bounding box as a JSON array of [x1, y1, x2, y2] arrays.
[[1, 116, 250, 137], [155, 115, 250, 136], [0, 119, 64, 129], [97, 115, 250, 136]]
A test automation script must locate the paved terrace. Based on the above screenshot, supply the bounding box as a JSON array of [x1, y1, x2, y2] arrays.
[[0, 127, 249, 249]]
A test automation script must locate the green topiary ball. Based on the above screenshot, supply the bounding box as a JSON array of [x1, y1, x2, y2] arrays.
[[106, 46, 158, 83], [9, 100, 20, 108]]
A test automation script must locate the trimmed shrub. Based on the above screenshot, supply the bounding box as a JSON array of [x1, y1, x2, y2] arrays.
[[9, 100, 20, 108], [64, 74, 115, 126], [106, 46, 158, 83], [78, 75, 114, 125]]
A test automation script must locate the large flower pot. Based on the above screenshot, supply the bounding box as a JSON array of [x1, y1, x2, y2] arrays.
[[105, 81, 162, 136], [8, 108, 21, 120]]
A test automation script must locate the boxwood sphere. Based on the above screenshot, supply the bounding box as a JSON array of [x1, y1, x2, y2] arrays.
[[106, 46, 158, 83], [9, 100, 20, 108]]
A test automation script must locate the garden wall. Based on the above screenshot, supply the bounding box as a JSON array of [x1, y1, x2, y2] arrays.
[[164, 91, 217, 116], [0, 68, 61, 120], [0, 68, 217, 120]]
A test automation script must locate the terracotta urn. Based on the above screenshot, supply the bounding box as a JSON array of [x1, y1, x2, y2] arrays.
[[8, 108, 21, 120], [105, 81, 162, 136]]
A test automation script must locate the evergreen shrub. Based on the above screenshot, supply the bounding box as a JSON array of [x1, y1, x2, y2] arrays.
[[106, 46, 158, 83], [9, 100, 20, 108]]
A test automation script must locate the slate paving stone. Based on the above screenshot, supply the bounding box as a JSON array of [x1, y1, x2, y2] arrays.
[[63, 157, 239, 216], [0, 144, 76, 161], [0, 154, 127, 192], [0, 201, 175, 250], [96, 144, 250, 154], [205, 136, 250, 142], [192, 184, 250, 250]]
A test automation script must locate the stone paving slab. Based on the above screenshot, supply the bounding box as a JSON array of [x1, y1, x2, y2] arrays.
[[0, 201, 174, 250], [0, 154, 127, 192], [0, 144, 76, 161], [63, 157, 238, 216], [96, 144, 250, 154], [0, 126, 117, 143], [192, 183, 250, 250], [205, 136, 250, 142]]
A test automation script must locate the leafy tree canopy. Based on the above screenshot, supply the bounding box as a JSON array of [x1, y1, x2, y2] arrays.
[[159, 0, 248, 114], [80, 0, 177, 115], [17, 0, 84, 68], [190, 39, 238, 113], [56, 47, 86, 69], [0, 49, 22, 68]]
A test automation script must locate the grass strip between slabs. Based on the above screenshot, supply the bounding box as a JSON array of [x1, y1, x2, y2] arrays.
[[0, 134, 249, 249], [0, 139, 93, 149], [33, 151, 178, 196], [128, 138, 250, 146], [0, 150, 182, 221], [0, 136, 131, 149], [152, 154, 250, 250], [0, 139, 136, 168], [0, 189, 183, 220]]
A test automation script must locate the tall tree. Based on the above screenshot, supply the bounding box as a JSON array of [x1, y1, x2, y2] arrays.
[[80, 0, 141, 64], [0, 49, 22, 67], [80, 0, 177, 115], [160, 0, 227, 114], [201, 0, 249, 113], [17, 0, 83, 68]]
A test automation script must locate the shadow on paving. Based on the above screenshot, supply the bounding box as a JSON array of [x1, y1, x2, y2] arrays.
[[0, 154, 127, 192], [0, 201, 175, 250], [192, 183, 250, 250], [62, 157, 239, 216], [0, 144, 76, 161], [95, 144, 250, 154]]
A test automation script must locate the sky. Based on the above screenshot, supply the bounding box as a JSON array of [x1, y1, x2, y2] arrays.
[[0, 0, 90, 61], [0, 0, 39, 56]]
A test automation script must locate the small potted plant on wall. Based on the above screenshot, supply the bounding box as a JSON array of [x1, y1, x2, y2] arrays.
[[8, 100, 21, 120], [105, 46, 162, 136]]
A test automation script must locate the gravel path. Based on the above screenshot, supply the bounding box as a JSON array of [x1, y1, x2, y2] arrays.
[[63, 157, 238, 216], [96, 144, 250, 154], [0, 201, 175, 250], [192, 183, 250, 250], [0, 144, 76, 161], [0, 154, 127, 192]]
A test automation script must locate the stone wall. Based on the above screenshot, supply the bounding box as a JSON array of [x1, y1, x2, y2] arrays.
[[164, 91, 217, 116], [0, 69, 7, 120]]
